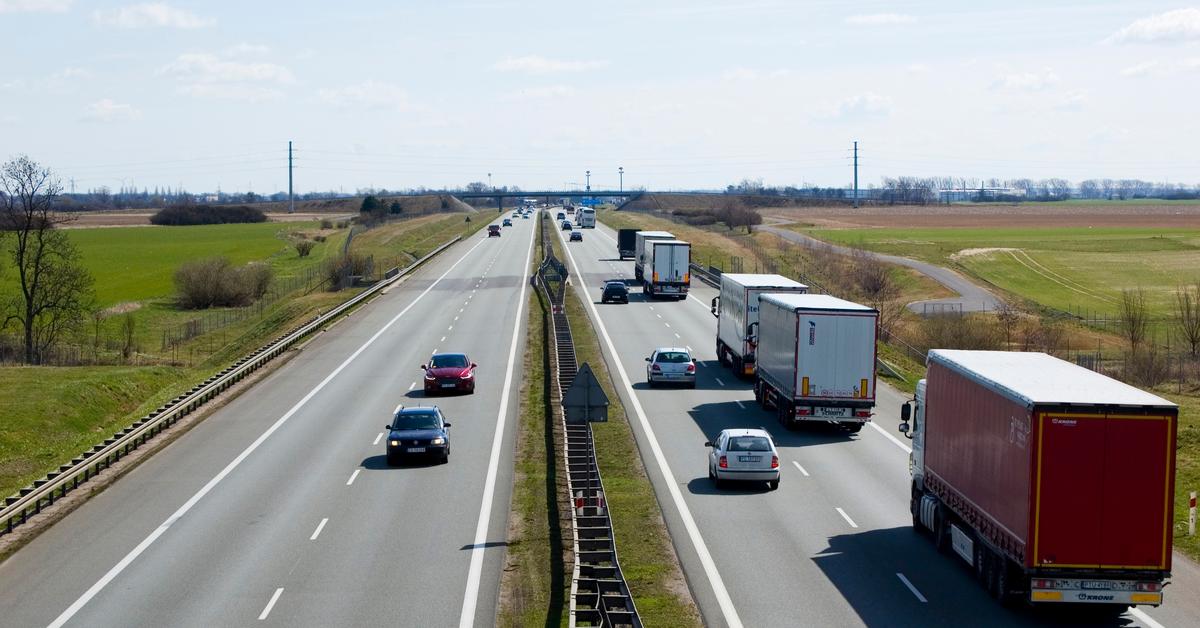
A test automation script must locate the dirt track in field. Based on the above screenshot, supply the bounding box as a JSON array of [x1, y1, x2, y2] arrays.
[[62, 211, 354, 229], [764, 203, 1200, 229]]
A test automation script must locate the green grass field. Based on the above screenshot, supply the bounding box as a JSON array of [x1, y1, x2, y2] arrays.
[[791, 225, 1200, 317]]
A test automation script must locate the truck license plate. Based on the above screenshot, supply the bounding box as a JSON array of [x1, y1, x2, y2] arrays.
[[815, 407, 851, 418], [1080, 581, 1110, 590], [661, 286, 678, 293]]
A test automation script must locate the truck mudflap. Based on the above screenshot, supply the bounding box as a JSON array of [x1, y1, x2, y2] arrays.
[[1029, 579, 1164, 606]]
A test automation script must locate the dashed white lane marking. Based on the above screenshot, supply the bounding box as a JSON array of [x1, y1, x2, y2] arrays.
[[791, 460, 810, 477], [448, 326, 453, 331], [373, 432, 383, 445], [715, 378, 726, 386], [656, 313, 662, 318], [734, 400, 746, 409], [346, 469, 361, 486], [869, 422, 912, 454], [310, 518, 329, 541], [674, 333, 681, 339], [896, 573, 927, 603], [1131, 608, 1166, 628], [835, 507, 858, 528], [440, 336, 446, 342], [686, 345, 693, 352], [409, 382, 416, 391], [455, 315, 460, 320], [258, 588, 284, 620]]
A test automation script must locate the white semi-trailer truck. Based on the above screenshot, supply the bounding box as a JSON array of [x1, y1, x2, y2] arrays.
[[633, 230, 674, 281], [710, 273, 808, 378], [754, 293, 878, 431], [642, 240, 691, 299]]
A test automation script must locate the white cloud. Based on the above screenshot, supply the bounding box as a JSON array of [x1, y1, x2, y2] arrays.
[[224, 43, 270, 56], [318, 80, 412, 110], [1107, 8, 1200, 44], [845, 13, 916, 26], [493, 55, 608, 74], [994, 68, 1060, 91], [161, 53, 294, 84], [0, 0, 70, 13], [51, 66, 89, 80], [1054, 90, 1088, 111], [720, 67, 790, 81], [178, 84, 282, 103], [83, 98, 140, 122], [906, 63, 931, 74], [828, 92, 892, 119], [1120, 60, 1161, 77], [501, 85, 575, 101], [93, 3, 213, 29]]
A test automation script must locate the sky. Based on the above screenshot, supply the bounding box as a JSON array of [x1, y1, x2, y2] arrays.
[[1, 0, 1199, 194]]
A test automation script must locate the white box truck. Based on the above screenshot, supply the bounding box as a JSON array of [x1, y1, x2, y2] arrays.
[[642, 240, 691, 299], [633, 230, 674, 281], [754, 293, 878, 431], [710, 274, 808, 378]]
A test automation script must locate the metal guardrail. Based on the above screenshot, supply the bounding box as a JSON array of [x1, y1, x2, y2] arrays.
[[688, 262, 720, 288], [0, 235, 465, 536], [538, 213, 640, 628]]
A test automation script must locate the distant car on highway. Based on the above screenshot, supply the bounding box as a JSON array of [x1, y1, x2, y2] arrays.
[[645, 347, 696, 388], [556, 212, 566, 220], [522, 213, 529, 219], [422, 352, 477, 395], [569, 230, 583, 242], [561, 220, 572, 230], [487, 225, 501, 237], [706, 428, 780, 489], [601, 281, 628, 304], [386, 406, 451, 465], [502, 218, 513, 227]]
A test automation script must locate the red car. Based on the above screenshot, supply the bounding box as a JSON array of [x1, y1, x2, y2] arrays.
[[422, 353, 477, 395]]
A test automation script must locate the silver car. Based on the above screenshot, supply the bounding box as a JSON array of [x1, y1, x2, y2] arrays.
[[645, 347, 696, 388], [706, 428, 780, 490]]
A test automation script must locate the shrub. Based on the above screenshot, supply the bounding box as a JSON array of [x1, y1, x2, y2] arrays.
[[295, 240, 316, 257], [389, 200, 403, 215], [151, 204, 267, 226], [314, 235, 327, 243], [324, 253, 371, 291], [320, 219, 333, 229], [175, 257, 273, 308]]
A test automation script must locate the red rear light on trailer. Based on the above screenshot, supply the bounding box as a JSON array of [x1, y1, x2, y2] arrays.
[[796, 407, 811, 416], [718, 456, 728, 469], [1032, 579, 1054, 589], [1136, 582, 1162, 592], [855, 410, 872, 418]]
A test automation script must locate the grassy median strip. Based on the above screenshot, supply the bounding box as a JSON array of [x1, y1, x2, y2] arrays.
[[550, 227, 701, 627], [499, 224, 569, 628]]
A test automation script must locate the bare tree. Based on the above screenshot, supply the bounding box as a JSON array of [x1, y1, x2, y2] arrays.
[[0, 156, 95, 364], [995, 300, 1021, 347], [1118, 287, 1149, 354], [1174, 282, 1200, 356]]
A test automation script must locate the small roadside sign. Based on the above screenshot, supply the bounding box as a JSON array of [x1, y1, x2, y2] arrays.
[[563, 363, 609, 423]]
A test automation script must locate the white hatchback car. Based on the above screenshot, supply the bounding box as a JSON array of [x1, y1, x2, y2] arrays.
[[706, 428, 780, 490], [645, 347, 696, 388]]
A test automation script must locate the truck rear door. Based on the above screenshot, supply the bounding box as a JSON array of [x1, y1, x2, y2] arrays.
[[795, 311, 876, 402], [1033, 411, 1174, 570]]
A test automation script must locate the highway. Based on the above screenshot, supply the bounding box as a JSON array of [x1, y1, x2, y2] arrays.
[[556, 216, 1198, 628], [0, 211, 537, 627]]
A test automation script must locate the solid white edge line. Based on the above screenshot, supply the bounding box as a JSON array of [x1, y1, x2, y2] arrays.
[[458, 216, 536, 628], [555, 227, 744, 628], [373, 432, 383, 446], [1129, 608, 1166, 628], [835, 507, 859, 529], [46, 236, 490, 628], [309, 518, 329, 541], [791, 460, 810, 477], [868, 421, 912, 454], [345, 469, 361, 486], [258, 587, 284, 621], [715, 378, 726, 387], [895, 573, 927, 603], [734, 400, 746, 409]]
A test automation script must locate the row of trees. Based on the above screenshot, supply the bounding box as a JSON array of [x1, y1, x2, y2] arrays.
[[723, 177, 1200, 204]]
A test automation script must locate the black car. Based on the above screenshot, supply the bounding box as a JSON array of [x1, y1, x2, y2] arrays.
[[569, 231, 583, 242], [487, 225, 501, 237], [386, 406, 451, 465], [556, 212, 566, 220], [561, 220, 572, 230], [601, 281, 628, 303]]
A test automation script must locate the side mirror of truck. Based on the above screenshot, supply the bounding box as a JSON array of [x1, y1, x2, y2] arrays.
[[900, 403, 911, 422], [710, 296, 719, 318], [898, 422, 909, 436]]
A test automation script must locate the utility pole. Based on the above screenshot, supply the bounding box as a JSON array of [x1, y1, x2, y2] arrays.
[[488, 172, 492, 191], [69, 178, 75, 194], [288, 140, 294, 214], [585, 170, 591, 192], [618, 166, 624, 193], [852, 140, 859, 209]]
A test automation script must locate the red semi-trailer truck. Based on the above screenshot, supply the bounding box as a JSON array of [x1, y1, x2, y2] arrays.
[[900, 350, 1177, 610]]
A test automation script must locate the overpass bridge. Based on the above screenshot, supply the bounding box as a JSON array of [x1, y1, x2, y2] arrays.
[[452, 189, 640, 210]]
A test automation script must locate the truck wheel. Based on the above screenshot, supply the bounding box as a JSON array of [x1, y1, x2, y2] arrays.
[[991, 558, 1013, 605], [717, 344, 728, 367], [754, 381, 765, 407], [778, 399, 793, 430], [910, 497, 924, 534], [933, 508, 950, 553]]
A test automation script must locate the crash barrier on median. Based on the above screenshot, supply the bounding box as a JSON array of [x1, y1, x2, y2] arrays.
[[538, 213, 641, 628], [0, 235, 465, 537], [688, 262, 720, 288]]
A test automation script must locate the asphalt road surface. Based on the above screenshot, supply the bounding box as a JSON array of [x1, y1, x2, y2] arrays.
[[757, 223, 1002, 314], [0, 213, 536, 627], [557, 217, 1196, 628]]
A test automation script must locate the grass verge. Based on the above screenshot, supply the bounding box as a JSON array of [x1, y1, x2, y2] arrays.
[[553, 225, 701, 627], [499, 221, 568, 627]]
